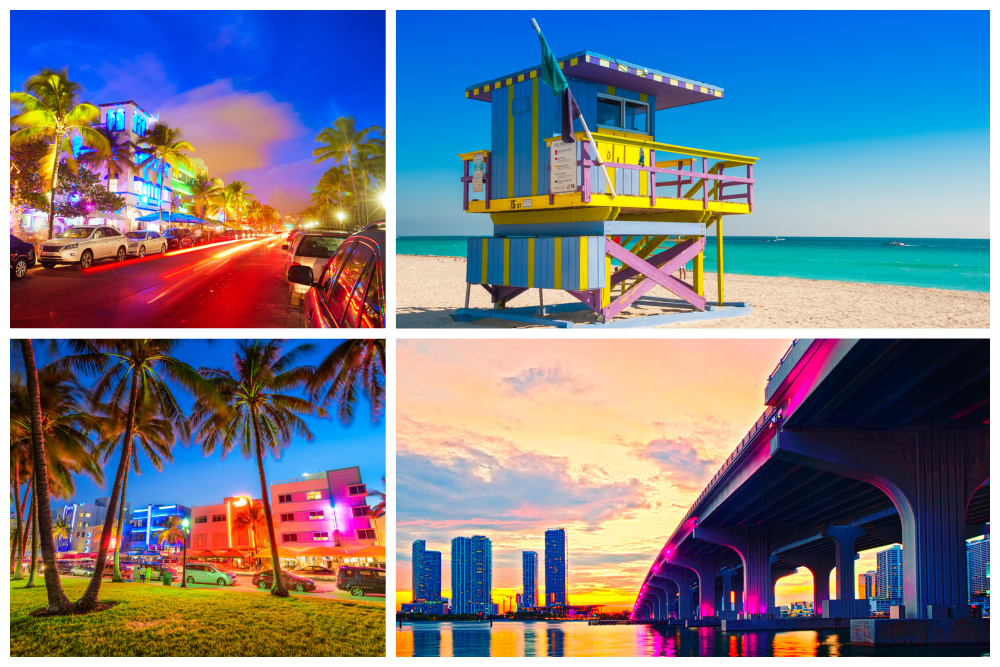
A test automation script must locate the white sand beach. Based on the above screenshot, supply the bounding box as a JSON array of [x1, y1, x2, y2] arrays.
[[396, 255, 990, 329]]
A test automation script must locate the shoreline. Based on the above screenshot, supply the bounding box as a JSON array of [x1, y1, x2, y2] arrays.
[[394, 254, 988, 295], [396, 255, 990, 329]]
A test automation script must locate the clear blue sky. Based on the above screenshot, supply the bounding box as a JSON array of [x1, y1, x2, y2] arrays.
[[22, 340, 385, 513], [397, 10, 988, 239], [11, 10, 385, 215]]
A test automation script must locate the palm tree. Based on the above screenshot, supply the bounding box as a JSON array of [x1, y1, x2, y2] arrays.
[[184, 173, 224, 219], [307, 339, 386, 424], [93, 398, 178, 582], [153, 515, 186, 552], [51, 515, 71, 551], [225, 180, 256, 228], [313, 117, 379, 223], [208, 186, 238, 225], [80, 125, 136, 193], [16, 340, 72, 612], [10, 68, 111, 239], [233, 501, 268, 555], [57, 340, 216, 612], [136, 124, 194, 224], [367, 476, 386, 518], [190, 340, 324, 597]]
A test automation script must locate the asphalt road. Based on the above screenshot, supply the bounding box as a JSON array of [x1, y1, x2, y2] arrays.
[[11, 236, 304, 328]]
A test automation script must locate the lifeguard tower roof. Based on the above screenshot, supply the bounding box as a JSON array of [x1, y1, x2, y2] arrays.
[[465, 50, 724, 110]]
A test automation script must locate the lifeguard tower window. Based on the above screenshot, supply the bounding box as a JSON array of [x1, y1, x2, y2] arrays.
[[596, 94, 649, 134]]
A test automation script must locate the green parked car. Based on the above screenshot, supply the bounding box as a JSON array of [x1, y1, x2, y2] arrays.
[[183, 562, 237, 586]]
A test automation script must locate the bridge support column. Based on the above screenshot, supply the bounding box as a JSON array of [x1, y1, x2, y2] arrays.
[[773, 429, 989, 619], [665, 569, 697, 619], [693, 524, 818, 618], [781, 551, 834, 615], [668, 554, 737, 618], [648, 584, 668, 620], [720, 568, 736, 618]]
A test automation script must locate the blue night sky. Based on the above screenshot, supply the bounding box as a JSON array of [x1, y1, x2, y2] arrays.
[[24, 340, 385, 513], [397, 10, 989, 239], [11, 10, 386, 215]]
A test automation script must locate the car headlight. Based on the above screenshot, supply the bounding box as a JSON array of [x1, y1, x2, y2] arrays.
[[62, 244, 78, 250]]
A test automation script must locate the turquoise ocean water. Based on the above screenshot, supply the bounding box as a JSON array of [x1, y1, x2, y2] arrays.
[[398, 236, 989, 292]]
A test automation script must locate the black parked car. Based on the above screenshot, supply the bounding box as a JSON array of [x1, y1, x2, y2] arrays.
[[336, 566, 385, 596], [162, 227, 194, 251], [221, 228, 238, 242], [293, 565, 336, 577], [252, 569, 316, 592], [287, 222, 385, 328], [10, 234, 35, 279]]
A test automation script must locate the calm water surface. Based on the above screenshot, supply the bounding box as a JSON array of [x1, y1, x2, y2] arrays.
[[396, 621, 990, 657]]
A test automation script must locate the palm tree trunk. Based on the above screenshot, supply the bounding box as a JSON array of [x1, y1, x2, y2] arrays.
[[11, 460, 23, 577], [15, 477, 34, 580], [26, 491, 38, 587], [75, 367, 138, 611], [46, 128, 64, 240], [20, 339, 72, 611], [250, 408, 288, 598], [112, 464, 130, 582]]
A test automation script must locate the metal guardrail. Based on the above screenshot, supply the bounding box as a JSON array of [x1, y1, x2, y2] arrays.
[[768, 339, 800, 382]]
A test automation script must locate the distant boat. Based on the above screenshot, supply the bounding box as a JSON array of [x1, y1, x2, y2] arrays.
[[888, 239, 907, 246], [764, 236, 785, 242]]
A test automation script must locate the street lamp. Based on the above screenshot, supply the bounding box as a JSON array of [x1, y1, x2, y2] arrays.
[[180, 518, 189, 588]]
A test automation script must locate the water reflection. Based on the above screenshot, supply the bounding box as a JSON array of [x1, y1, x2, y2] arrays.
[[397, 622, 990, 658]]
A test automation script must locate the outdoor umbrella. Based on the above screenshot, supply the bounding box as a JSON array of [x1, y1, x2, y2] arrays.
[[85, 210, 127, 221], [186, 549, 218, 558], [212, 549, 246, 558]]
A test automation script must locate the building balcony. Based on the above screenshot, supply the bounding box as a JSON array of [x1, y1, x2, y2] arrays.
[[460, 131, 757, 237]]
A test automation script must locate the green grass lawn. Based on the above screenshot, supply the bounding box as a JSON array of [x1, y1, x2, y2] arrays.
[[10, 579, 385, 656]]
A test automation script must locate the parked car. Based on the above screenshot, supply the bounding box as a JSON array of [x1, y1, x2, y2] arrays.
[[252, 569, 316, 593], [162, 227, 194, 251], [55, 561, 76, 575], [10, 234, 36, 279], [287, 222, 385, 328], [220, 228, 238, 242], [283, 231, 351, 304], [38, 225, 128, 269], [182, 562, 237, 586], [70, 563, 95, 577], [293, 565, 336, 578], [336, 566, 386, 596], [124, 230, 167, 257]]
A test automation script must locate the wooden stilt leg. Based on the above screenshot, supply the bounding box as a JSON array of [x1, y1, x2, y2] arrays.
[[693, 240, 704, 297], [539, 288, 544, 315], [465, 282, 471, 309], [716, 216, 724, 305]]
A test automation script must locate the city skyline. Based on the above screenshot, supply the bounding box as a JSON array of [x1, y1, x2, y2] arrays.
[[397, 10, 988, 239], [11, 10, 385, 214]]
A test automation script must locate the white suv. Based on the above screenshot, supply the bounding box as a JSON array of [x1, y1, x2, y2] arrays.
[[283, 231, 351, 304], [39, 225, 129, 269]]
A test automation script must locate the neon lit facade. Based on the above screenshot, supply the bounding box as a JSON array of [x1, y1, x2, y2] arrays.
[[56, 498, 132, 553], [128, 503, 191, 553]]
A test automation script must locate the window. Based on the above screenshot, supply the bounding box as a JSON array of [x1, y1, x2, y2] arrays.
[[340, 256, 375, 328], [211, 533, 226, 547], [295, 234, 345, 259], [193, 534, 207, 548], [316, 242, 355, 298], [280, 513, 295, 522], [360, 269, 383, 328], [281, 533, 298, 543], [237, 533, 248, 546], [194, 516, 207, 524], [309, 510, 324, 520], [212, 514, 225, 522], [278, 494, 292, 503], [348, 484, 367, 496], [313, 532, 329, 541], [356, 529, 377, 540], [596, 94, 649, 134], [84, 513, 91, 518], [352, 506, 372, 517], [327, 244, 374, 323], [82, 522, 89, 528]]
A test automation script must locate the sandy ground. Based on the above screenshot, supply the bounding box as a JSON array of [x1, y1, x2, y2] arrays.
[[396, 255, 990, 329]]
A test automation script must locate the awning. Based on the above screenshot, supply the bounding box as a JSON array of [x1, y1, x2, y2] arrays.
[[297, 545, 350, 557], [212, 549, 248, 558], [345, 545, 385, 558]]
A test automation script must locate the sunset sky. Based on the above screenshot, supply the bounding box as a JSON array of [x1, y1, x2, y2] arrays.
[[395, 338, 883, 612], [11, 10, 385, 215]]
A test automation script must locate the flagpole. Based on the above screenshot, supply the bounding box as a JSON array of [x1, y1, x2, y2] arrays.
[[530, 18, 617, 200]]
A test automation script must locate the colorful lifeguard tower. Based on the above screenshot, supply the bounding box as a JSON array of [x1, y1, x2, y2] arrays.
[[455, 50, 758, 327]]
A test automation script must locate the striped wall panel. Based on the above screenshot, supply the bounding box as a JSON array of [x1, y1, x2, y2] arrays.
[[466, 236, 606, 290]]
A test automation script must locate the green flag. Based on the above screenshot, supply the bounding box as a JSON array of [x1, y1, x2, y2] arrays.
[[537, 27, 568, 96]]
